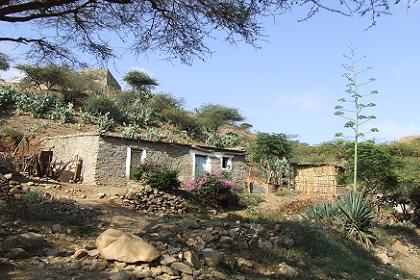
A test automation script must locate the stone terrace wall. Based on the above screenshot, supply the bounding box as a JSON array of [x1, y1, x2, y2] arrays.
[[95, 137, 193, 187], [42, 134, 100, 183]]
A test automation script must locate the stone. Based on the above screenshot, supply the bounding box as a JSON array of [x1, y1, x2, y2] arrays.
[[281, 235, 295, 248], [90, 260, 108, 271], [184, 251, 201, 269], [133, 267, 151, 278], [171, 262, 193, 275], [160, 254, 177, 265], [70, 260, 82, 270], [97, 193, 106, 199], [211, 271, 226, 279], [88, 249, 100, 257], [52, 224, 63, 233], [4, 173, 13, 180], [376, 252, 391, 265], [109, 271, 130, 280], [236, 257, 253, 268], [7, 248, 29, 259], [277, 262, 298, 277], [73, 249, 89, 260], [202, 248, 222, 267], [96, 228, 160, 263]]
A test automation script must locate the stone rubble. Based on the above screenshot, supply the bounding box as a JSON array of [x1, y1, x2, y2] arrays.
[[121, 186, 189, 215]]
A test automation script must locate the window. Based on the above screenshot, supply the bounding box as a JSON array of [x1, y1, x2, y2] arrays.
[[194, 154, 208, 177], [221, 157, 232, 170]]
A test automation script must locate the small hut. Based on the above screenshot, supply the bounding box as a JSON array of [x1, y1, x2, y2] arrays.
[[292, 163, 344, 196]]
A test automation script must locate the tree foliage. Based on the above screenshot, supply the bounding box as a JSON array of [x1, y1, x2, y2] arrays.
[[196, 104, 244, 131], [249, 133, 292, 163], [0, 1, 396, 64], [123, 70, 159, 92], [0, 53, 10, 72], [338, 142, 400, 193]]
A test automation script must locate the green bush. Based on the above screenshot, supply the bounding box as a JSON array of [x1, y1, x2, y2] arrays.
[[305, 191, 375, 249], [131, 160, 180, 191], [0, 87, 17, 113], [305, 201, 339, 226], [84, 92, 120, 120], [50, 102, 74, 124], [80, 111, 94, 125], [122, 123, 140, 139], [97, 112, 115, 132], [2, 128, 24, 144], [337, 191, 375, 248], [15, 91, 57, 118], [160, 108, 200, 134]]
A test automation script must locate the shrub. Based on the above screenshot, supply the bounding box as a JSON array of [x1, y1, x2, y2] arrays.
[[305, 191, 375, 248], [84, 92, 120, 120], [97, 112, 115, 132], [131, 160, 180, 191], [2, 128, 24, 144], [80, 111, 94, 125], [337, 191, 375, 248], [15, 91, 57, 118], [142, 127, 165, 141], [0, 87, 17, 113], [160, 108, 200, 134], [305, 201, 338, 226], [186, 172, 239, 208], [50, 102, 74, 123], [122, 123, 140, 139]]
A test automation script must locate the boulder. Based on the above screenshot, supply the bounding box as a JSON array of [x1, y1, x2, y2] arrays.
[[277, 262, 298, 277], [96, 228, 160, 263], [202, 248, 222, 267]]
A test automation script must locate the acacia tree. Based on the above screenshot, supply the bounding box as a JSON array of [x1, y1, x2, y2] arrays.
[[335, 46, 379, 191], [195, 104, 244, 131], [123, 70, 159, 92], [0, 1, 397, 65]]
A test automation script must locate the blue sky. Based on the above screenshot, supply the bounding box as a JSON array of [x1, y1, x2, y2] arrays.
[[1, 3, 419, 145]]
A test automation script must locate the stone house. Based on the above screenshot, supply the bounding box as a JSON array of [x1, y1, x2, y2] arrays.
[[41, 133, 247, 187]]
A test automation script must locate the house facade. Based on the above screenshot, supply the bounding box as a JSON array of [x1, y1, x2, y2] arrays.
[[42, 133, 247, 187]]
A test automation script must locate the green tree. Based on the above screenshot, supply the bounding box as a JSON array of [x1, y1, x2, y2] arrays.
[[249, 133, 292, 163], [15, 64, 73, 95], [0, 53, 9, 74], [338, 142, 400, 194], [0, 1, 393, 64], [123, 70, 159, 92], [335, 46, 379, 191], [195, 104, 244, 131]]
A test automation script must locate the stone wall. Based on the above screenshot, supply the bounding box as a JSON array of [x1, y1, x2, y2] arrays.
[[42, 134, 100, 183], [95, 137, 193, 187], [95, 136, 248, 188]]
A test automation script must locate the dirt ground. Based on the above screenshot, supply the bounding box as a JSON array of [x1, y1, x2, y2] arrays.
[[1, 179, 419, 280]]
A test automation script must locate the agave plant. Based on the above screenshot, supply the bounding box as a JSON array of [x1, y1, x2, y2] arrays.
[[305, 201, 338, 226], [337, 191, 375, 248]]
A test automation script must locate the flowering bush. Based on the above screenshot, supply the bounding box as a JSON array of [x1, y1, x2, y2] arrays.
[[131, 160, 180, 191], [186, 172, 239, 207]]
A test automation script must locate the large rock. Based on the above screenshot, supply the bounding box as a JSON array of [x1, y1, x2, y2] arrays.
[[202, 248, 222, 267], [96, 228, 160, 263]]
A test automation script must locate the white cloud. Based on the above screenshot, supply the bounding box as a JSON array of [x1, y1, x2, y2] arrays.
[[1, 68, 24, 82], [376, 121, 420, 141], [274, 90, 330, 112]]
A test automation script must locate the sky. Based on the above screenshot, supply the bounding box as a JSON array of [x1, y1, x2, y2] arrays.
[[1, 3, 420, 145]]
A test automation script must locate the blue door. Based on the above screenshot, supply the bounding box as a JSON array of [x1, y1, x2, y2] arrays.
[[195, 155, 207, 177]]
